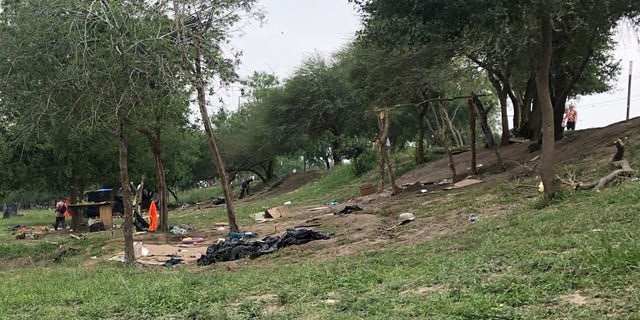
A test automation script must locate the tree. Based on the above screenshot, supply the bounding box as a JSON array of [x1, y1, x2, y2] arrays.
[[214, 72, 284, 182], [172, 0, 260, 233], [352, 0, 640, 140], [0, 0, 193, 263], [536, 2, 557, 200], [268, 54, 364, 166]]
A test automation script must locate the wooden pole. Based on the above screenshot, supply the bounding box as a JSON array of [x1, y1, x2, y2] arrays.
[[627, 61, 633, 121], [468, 98, 477, 175]]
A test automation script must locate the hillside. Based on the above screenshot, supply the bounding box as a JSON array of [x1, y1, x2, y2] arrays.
[[186, 117, 640, 261], [2, 118, 640, 319]]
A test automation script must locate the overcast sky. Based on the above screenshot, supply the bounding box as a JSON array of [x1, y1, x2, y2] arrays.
[[217, 0, 361, 108], [575, 23, 640, 129], [220, 2, 640, 130]]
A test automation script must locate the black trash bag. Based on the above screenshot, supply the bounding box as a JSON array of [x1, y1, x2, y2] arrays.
[[89, 222, 105, 232], [134, 211, 149, 232], [212, 197, 225, 205], [335, 205, 362, 215], [197, 228, 331, 266]]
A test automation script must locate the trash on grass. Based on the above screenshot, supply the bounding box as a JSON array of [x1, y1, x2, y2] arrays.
[[335, 205, 363, 215], [382, 212, 416, 231], [169, 226, 187, 235], [197, 229, 331, 266]]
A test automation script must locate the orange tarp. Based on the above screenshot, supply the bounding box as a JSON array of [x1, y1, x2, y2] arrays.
[[64, 198, 71, 218], [149, 201, 158, 232]]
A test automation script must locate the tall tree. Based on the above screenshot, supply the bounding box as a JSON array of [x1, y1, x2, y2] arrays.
[[0, 0, 192, 263], [536, 2, 557, 199], [269, 54, 363, 166], [352, 0, 640, 140], [172, 0, 260, 233]]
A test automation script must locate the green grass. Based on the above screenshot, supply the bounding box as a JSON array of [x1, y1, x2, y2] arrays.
[[1, 162, 640, 319]]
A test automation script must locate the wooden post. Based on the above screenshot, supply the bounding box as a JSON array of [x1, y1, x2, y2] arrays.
[[377, 110, 401, 195], [377, 112, 386, 194], [468, 98, 477, 175], [439, 102, 457, 178]]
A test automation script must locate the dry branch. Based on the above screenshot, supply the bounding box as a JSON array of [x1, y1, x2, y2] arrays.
[[573, 138, 634, 191]]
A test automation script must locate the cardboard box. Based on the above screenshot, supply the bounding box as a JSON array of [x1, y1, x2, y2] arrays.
[[359, 184, 376, 196], [264, 205, 290, 219]]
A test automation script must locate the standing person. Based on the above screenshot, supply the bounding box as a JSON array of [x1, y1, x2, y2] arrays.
[[53, 198, 67, 231], [563, 103, 578, 131], [239, 176, 254, 199]]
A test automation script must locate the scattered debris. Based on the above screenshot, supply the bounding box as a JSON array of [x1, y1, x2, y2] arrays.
[[382, 212, 416, 231], [70, 233, 87, 240], [444, 178, 483, 190], [163, 257, 182, 267], [264, 205, 291, 219], [197, 228, 331, 266], [169, 226, 187, 235], [54, 247, 80, 262], [182, 237, 205, 244], [12, 226, 49, 239], [335, 205, 363, 215], [229, 232, 258, 239]]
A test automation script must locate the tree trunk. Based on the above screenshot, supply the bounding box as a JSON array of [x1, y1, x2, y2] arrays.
[[331, 138, 341, 166], [377, 110, 401, 194], [137, 125, 170, 232], [468, 98, 477, 175], [118, 119, 135, 264], [194, 41, 239, 233], [439, 104, 456, 178], [471, 93, 503, 168], [536, 8, 556, 200], [167, 186, 179, 203], [440, 104, 464, 147], [151, 131, 169, 232], [377, 112, 386, 194], [488, 72, 511, 146], [70, 167, 79, 204], [416, 104, 428, 164], [516, 76, 536, 138]]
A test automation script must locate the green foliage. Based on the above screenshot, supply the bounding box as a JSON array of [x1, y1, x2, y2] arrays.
[[350, 148, 378, 176]]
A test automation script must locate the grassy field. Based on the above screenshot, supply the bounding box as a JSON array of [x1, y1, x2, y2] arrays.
[[1, 162, 640, 319]]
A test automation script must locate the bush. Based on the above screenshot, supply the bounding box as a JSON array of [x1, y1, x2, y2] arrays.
[[350, 148, 378, 176]]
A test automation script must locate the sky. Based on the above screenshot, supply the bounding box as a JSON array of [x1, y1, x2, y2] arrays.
[[217, 0, 362, 108], [574, 23, 640, 129], [220, 1, 640, 130]]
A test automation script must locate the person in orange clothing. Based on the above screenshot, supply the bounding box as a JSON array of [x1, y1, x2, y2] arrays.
[[563, 103, 578, 131]]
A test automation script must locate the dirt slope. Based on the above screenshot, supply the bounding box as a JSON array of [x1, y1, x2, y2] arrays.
[[135, 117, 640, 267]]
